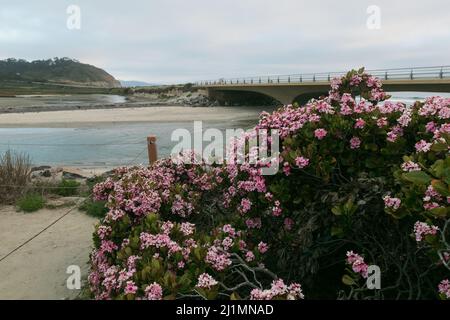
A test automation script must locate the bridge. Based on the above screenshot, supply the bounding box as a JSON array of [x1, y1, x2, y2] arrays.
[[195, 66, 450, 105]]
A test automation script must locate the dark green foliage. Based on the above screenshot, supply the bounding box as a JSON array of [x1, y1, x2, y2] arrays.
[[16, 193, 45, 213], [79, 198, 108, 218], [54, 179, 80, 197]]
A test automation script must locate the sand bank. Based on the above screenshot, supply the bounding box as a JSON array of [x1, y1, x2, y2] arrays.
[[0, 204, 98, 299], [0, 105, 269, 128]]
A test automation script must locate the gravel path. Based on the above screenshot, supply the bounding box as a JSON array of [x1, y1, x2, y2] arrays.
[[0, 205, 98, 299]]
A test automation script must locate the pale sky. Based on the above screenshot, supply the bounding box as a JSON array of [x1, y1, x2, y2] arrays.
[[0, 0, 449, 83]]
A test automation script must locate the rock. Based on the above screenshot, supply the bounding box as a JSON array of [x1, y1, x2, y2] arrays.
[[42, 170, 52, 177], [31, 165, 51, 172], [62, 168, 87, 179]]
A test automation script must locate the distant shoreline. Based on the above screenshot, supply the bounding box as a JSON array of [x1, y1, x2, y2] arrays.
[[0, 101, 189, 115]]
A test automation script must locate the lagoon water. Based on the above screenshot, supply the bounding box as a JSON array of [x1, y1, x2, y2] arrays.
[[0, 120, 256, 167], [0, 91, 449, 167]]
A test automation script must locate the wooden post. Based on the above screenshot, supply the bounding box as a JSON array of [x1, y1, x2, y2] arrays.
[[147, 135, 157, 165]]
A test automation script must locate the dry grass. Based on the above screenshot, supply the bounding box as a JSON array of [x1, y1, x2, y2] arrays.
[[0, 149, 32, 204]]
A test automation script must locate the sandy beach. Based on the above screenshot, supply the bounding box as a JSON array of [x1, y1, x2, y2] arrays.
[[0, 105, 269, 128], [0, 203, 98, 299]]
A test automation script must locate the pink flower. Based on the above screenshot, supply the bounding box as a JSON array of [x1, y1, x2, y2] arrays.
[[205, 245, 232, 271], [245, 251, 255, 262], [283, 162, 291, 176], [295, 156, 310, 168], [315, 100, 334, 114], [425, 121, 437, 133], [401, 161, 421, 172], [222, 237, 234, 250], [330, 77, 342, 90], [383, 195, 401, 211], [250, 279, 304, 300], [367, 76, 381, 88], [258, 242, 269, 254], [238, 198, 252, 214], [238, 240, 247, 250], [287, 283, 305, 300], [144, 282, 163, 300], [127, 255, 141, 271], [100, 240, 118, 253], [196, 273, 218, 289], [97, 226, 112, 240], [414, 221, 439, 242], [387, 131, 399, 142], [222, 224, 236, 237], [346, 251, 368, 278], [350, 137, 361, 149], [180, 222, 195, 236], [272, 201, 282, 216], [377, 117, 388, 128], [245, 218, 262, 229], [124, 280, 138, 295], [415, 140, 432, 153], [161, 221, 174, 234], [354, 118, 366, 129], [314, 128, 328, 140], [438, 279, 450, 299]]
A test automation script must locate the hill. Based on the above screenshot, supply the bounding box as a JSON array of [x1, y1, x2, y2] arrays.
[[119, 80, 160, 87], [0, 58, 121, 88]]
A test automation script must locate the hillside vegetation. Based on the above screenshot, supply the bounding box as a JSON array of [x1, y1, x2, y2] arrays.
[[0, 58, 121, 89]]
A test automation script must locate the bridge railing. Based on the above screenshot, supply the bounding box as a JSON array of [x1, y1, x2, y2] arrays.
[[196, 65, 450, 86]]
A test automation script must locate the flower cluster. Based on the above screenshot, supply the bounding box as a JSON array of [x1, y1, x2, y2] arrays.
[[438, 279, 450, 299], [383, 195, 401, 211], [413, 221, 439, 242], [93, 157, 220, 222], [250, 279, 304, 300], [401, 161, 421, 172], [145, 283, 163, 300], [196, 273, 218, 289], [346, 251, 369, 278]]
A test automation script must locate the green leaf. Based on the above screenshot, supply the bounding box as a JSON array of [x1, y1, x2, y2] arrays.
[[342, 274, 356, 286], [430, 207, 448, 218], [431, 180, 449, 196], [230, 292, 241, 300], [331, 206, 342, 216], [431, 142, 448, 152], [403, 171, 432, 185]]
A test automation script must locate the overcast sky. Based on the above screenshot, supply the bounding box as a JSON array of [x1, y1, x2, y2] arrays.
[[1, 0, 449, 83]]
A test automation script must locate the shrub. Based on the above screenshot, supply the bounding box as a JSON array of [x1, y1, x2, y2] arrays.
[[0, 149, 32, 204], [79, 198, 108, 218], [88, 68, 449, 300], [89, 213, 302, 300], [54, 179, 80, 197], [16, 193, 45, 213]]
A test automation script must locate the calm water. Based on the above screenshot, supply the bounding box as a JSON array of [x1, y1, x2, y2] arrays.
[[0, 91, 449, 167], [0, 120, 255, 166]]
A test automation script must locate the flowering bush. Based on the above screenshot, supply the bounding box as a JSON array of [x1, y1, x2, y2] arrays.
[[89, 68, 449, 300], [384, 130, 449, 299]]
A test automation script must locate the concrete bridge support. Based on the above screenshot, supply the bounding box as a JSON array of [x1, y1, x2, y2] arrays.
[[206, 84, 329, 105]]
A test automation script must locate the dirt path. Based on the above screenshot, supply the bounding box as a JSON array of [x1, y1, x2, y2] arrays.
[[0, 204, 98, 299]]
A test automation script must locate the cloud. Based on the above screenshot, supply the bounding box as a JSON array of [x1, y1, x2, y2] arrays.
[[0, 0, 449, 83]]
